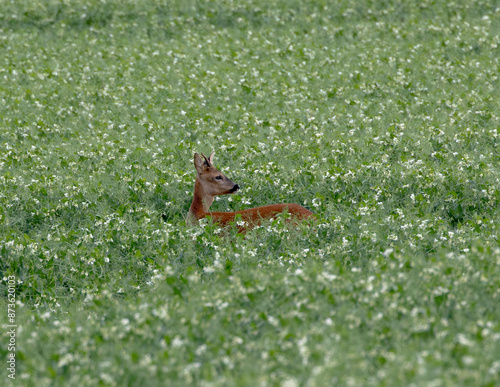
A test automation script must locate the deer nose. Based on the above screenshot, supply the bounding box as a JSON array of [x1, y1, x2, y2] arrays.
[[229, 184, 240, 193]]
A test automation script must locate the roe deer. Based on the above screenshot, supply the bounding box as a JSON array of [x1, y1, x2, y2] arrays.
[[187, 152, 315, 232]]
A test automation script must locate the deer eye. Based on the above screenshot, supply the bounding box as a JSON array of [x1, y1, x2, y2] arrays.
[[215, 176, 223, 181]]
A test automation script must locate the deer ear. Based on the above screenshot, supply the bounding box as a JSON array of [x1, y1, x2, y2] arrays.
[[208, 151, 215, 165], [201, 153, 213, 167], [194, 153, 206, 174]]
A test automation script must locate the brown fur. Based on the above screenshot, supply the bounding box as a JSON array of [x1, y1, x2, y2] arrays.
[[188, 152, 315, 232]]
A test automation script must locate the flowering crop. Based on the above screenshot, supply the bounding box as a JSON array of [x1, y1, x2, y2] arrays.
[[0, 0, 499, 386]]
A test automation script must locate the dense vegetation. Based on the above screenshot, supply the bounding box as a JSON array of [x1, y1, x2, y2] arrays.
[[0, 0, 499, 385]]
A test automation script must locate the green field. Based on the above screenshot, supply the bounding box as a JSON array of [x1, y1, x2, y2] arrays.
[[1, 0, 499, 385]]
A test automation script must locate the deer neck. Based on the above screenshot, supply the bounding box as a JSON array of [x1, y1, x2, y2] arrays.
[[188, 178, 214, 222]]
